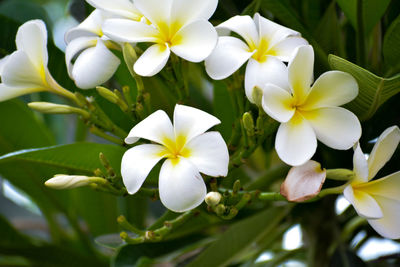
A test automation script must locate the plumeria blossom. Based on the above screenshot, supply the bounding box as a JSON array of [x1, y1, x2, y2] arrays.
[[205, 13, 308, 103], [343, 126, 400, 239], [102, 0, 218, 76], [86, 0, 144, 21], [121, 104, 229, 212], [0, 20, 75, 102], [262, 45, 361, 166], [65, 10, 121, 89]]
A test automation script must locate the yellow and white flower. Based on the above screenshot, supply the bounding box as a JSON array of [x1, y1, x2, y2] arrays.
[[262, 45, 361, 166], [205, 13, 308, 103], [65, 10, 121, 89], [0, 20, 75, 102], [343, 126, 400, 239], [102, 0, 218, 76], [121, 104, 229, 212]]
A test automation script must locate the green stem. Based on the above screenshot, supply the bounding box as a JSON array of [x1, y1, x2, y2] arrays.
[[89, 126, 124, 145], [118, 215, 146, 235]]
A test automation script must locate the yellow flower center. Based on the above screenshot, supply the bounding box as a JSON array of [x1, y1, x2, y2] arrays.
[[248, 37, 277, 62], [160, 135, 191, 163]]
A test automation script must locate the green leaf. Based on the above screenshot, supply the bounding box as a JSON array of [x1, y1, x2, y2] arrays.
[[0, 142, 126, 175], [336, 0, 391, 34], [383, 13, 400, 73], [328, 54, 400, 121], [187, 206, 293, 267], [213, 80, 235, 141]]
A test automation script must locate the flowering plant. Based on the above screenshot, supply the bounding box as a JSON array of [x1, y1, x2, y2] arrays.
[[0, 0, 399, 266]]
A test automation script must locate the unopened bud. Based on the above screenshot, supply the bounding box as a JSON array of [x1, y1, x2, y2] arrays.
[[215, 204, 226, 216], [44, 175, 101, 189], [326, 169, 355, 181], [28, 102, 89, 118], [96, 86, 119, 104], [205, 192, 222, 206], [242, 112, 255, 136], [252, 86, 263, 107]]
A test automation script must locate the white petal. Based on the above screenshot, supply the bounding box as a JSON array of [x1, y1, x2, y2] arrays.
[[1, 51, 46, 88], [275, 112, 317, 166], [271, 36, 309, 62], [71, 40, 120, 89], [171, 0, 218, 25], [0, 84, 42, 102], [368, 196, 400, 239], [367, 126, 400, 180], [353, 143, 369, 182], [303, 71, 359, 110], [288, 45, 314, 103], [134, 0, 172, 28], [134, 44, 170, 76], [0, 55, 10, 76], [103, 19, 161, 43], [16, 20, 48, 70], [184, 132, 229, 177], [205, 36, 253, 80], [343, 185, 383, 219], [262, 83, 295, 123], [357, 171, 400, 201], [217, 15, 259, 48], [121, 144, 166, 194], [159, 157, 206, 212], [245, 57, 289, 103], [125, 110, 175, 145], [254, 13, 300, 47], [65, 37, 97, 77], [170, 20, 217, 62], [65, 10, 107, 43], [87, 0, 142, 20], [301, 107, 361, 150], [173, 104, 221, 142]]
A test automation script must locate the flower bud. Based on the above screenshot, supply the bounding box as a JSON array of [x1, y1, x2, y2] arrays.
[[205, 192, 222, 206], [251, 86, 263, 108], [96, 86, 119, 104], [280, 160, 326, 202], [44, 175, 101, 189], [242, 112, 255, 136], [28, 102, 89, 118]]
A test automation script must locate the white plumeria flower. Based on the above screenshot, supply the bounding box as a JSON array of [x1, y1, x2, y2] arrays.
[[0, 20, 75, 102], [205, 13, 308, 103], [343, 126, 400, 239], [262, 45, 361, 166], [121, 104, 229, 212], [65, 10, 121, 89], [102, 0, 218, 77], [86, 0, 144, 21]]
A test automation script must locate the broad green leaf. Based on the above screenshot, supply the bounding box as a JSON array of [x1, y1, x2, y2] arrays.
[[187, 206, 293, 267], [328, 54, 400, 121], [336, 0, 391, 34], [383, 14, 400, 73], [0, 142, 126, 175], [213, 80, 235, 141]]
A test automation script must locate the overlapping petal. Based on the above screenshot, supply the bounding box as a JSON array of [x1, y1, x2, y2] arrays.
[[134, 0, 172, 28], [15, 20, 48, 70], [184, 132, 229, 177], [357, 171, 400, 201], [217, 15, 259, 47], [205, 36, 253, 80], [301, 107, 361, 150], [134, 44, 170, 76], [0, 55, 10, 76], [65, 36, 97, 77], [271, 36, 309, 62], [170, 20, 217, 62], [121, 144, 167, 194], [352, 143, 369, 182], [275, 112, 317, 166], [173, 104, 220, 142], [159, 157, 207, 212], [288, 45, 314, 103], [0, 84, 42, 102], [87, 0, 142, 20], [125, 110, 175, 145], [367, 126, 400, 180], [245, 57, 289, 103], [103, 19, 161, 43], [303, 71, 358, 110], [368, 196, 400, 239], [71, 40, 120, 89], [262, 84, 295, 123], [343, 185, 383, 219], [171, 0, 218, 26], [65, 10, 105, 43]]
